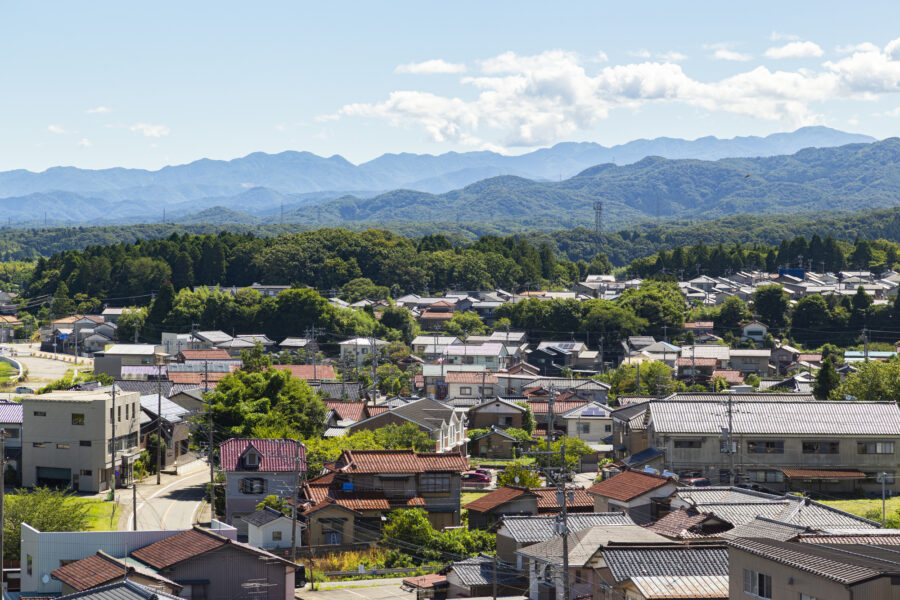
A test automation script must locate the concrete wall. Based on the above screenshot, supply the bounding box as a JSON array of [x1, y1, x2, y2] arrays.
[[470, 403, 523, 429], [225, 471, 296, 532], [166, 544, 294, 600], [729, 546, 857, 600], [20, 521, 236, 594], [247, 517, 295, 549]]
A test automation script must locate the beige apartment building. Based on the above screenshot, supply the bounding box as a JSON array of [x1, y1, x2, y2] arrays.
[[22, 388, 141, 492], [647, 397, 900, 495]]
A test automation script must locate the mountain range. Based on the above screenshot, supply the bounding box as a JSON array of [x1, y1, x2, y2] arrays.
[[0, 126, 886, 229]]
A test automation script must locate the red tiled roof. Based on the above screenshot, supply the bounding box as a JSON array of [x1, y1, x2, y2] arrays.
[[587, 470, 673, 502], [419, 452, 469, 472], [528, 400, 589, 414], [403, 574, 447, 589], [368, 406, 390, 416], [325, 400, 368, 422], [301, 497, 363, 516], [676, 357, 718, 367], [711, 369, 744, 384], [179, 349, 231, 361], [419, 311, 454, 320], [532, 487, 593, 511], [219, 438, 305, 472], [464, 486, 531, 513], [781, 469, 866, 479], [273, 364, 337, 381], [304, 486, 391, 511], [130, 528, 226, 569], [445, 372, 498, 384], [522, 386, 548, 396]]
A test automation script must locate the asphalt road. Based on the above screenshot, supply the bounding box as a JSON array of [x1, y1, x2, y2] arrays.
[[118, 461, 211, 531], [0, 343, 90, 398]]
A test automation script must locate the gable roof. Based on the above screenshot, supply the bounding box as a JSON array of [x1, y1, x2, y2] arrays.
[[54, 581, 183, 600], [445, 371, 499, 384], [273, 364, 337, 381], [603, 545, 728, 582], [465, 487, 537, 513], [350, 397, 455, 432], [445, 554, 526, 588], [498, 513, 636, 543], [324, 400, 368, 422], [644, 507, 725, 539], [335, 449, 468, 474], [241, 506, 290, 527], [130, 526, 296, 570], [51, 551, 180, 593], [628, 575, 729, 599], [178, 349, 231, 361], [468, 397, 526, 414], [588, 470, 674, 502], [219, 438, 305, 472], [517, 525, 669, 567]]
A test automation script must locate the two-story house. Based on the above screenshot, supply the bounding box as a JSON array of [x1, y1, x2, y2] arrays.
[[647, 397, 900, 494], [22, 388, 141, 492], [443, 343, 509, 370], [467, 397, 526, 429], [411, 335, 461, 358], [0, 401, 22, 484], [728, 349, 772, 374], [219, 438, 305, 534], [338, 337, 388, 366], [347, 398, 467, 453]]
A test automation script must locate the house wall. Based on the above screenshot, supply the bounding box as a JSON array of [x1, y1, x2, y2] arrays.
[[247, 518, 296, 549], [22, 391, 140, 493], [728, 546, 859, 600], [565, 417, 612, 442], [19, 521, 237, 594], [306, 506, 356, 546], [597, 484, 677, 525], [468, 496, 537, 530], [472, 433, 516, 459], [165, 544, 295, 600], [653, 431, 900, 493], [470, 403, 523, 429], [224, 471, 296, 532]]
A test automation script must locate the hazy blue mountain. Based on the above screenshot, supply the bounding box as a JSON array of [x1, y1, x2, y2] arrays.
[[0, 127, 874, 200]]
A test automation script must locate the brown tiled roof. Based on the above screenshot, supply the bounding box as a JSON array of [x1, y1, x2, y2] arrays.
[[179, 349, 231, 361], [465, 486, 531, 512], [130, 528, 226, 569], [50, 551, 179, 592], [325, 400, 368, 422], [711, 369, 744, 384], [368, 406, 390, 415], [645, 507, 719, 539], [419, 310, 454, 320], [587, 470, 673, 502], [301, 497, 363, 516], [676, 357, 718, 367], [273, 364, 337, 381], [797, 353, 822, 362], [684, 322, 714, 329], [781, 469, 866, 479], [402, 574, 447, 589], [303, 486, 391, 510], [445, 372, 498, 384], [339, 449, 426, 473], [532, 487, 593, 511], [528, 400, 589, 414], [419, 452, 469, 472]]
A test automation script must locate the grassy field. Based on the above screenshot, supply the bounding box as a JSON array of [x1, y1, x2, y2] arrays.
[[0, 362, 17, 385], [821, 496, 900, 527], [468, 456, 535, 466], [81, 498, 119, 531], [461, 492, 489, 506]]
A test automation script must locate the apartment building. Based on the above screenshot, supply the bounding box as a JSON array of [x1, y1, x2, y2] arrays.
[[22, 388, 141, 492]]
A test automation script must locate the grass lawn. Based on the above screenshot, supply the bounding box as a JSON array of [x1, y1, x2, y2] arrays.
[[469, 456, 535, 466], [0, 362, 16, 385], [821, 496, 900, 526], [81, 498, 119, 531], [461, 492, 489, 506]]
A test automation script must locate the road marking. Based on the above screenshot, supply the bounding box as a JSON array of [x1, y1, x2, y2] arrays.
[[133, 469, 210, 527]]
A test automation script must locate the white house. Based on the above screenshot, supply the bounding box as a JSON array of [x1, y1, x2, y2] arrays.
[[741, 320, 769, 342], [242, 506, 298, 550], [443, 343, 509, 370], [339, 337, 388, 365]]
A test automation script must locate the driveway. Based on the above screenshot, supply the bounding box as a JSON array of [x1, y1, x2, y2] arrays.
[[117, 459, 212, 531]]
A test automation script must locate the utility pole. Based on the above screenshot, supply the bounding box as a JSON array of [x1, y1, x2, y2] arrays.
[[156, 360, 162, 485], [290, 441, 303, 563], [492, 554, 498, 600], [111, 385, 117, 498], [205, 360, 215, 522], [0, 431, 7, 589], [863, 328, 869, 363], [371, 335, 379, 398], [879, 472, 888, 526], [727, 392, 735, 486], [132, 484, 138, 530]]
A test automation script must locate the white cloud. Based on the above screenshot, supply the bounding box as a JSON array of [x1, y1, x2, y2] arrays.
[[395, 59, 466, 75], [628, 49, 652, 59], [130, 123, 170, 137], [770, 31, 801, 42], [77, 138, 92, 147], [659, 51, 688, 63], [765, 41, 824, 59], [885, 106, 900, 117], [713, 49, 752, 62], [837, 42, 880, 55], [85, 106, 110, 114], [335, 40, 900, 149], [47, 125, 68, 134]]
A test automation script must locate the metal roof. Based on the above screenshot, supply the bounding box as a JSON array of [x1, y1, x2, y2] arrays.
[[0, 401, 23, 424], [498, 513, 636, 544], [446, 555, 525, 587], [603, 546, 728, 582], [649, 400, 900, 435], [55, 580, 182, 600], [629, 575, 729, 599], [517, 525, 669, 567], [140, 394, 191, 423], [720, 516, 809, 541]]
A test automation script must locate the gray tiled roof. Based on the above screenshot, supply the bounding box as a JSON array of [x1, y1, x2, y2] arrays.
[[240, 506, 289, 527], [621, 446, 664, 467], [115, 380, 174, 397], [603, 546, 729, 582], [721, 516, 809, 541], [650, 400, 900, 435], [56, 581, 182, 600], [312, 382, 363, 400], [499, 513, 636, 543], [446, 554, 525, 587], [517, 525, 668, 567]]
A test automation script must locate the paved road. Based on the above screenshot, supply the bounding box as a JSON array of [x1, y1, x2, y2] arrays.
[[117, 460, 211, 531], [299, 578, 525, 600], [0, 342, 90, 398]]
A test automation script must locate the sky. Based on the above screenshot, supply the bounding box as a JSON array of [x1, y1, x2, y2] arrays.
[[2, 1, 900, 171]]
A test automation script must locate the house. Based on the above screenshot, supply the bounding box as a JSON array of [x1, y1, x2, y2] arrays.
[[0, 401, 22, 484], [517, 525, 669, 600], [647, 398, 900, 494], [50, 551, 182, 596], [467, 397, 526, 429], [675, 356, 717, 381], [729, 348, 772, 374], [729, 538, 900, 599], [523, 378, 609, 403], [339, 337, 388, 365], [444, 371, 498, 399], [302, 449, 469, 529], [741, 320, 769, 342], [465, 486, 594, 529], [443, 343, 509, 370], [129, 526, 299, 600], [190, 330, 234, 348], [347, 397, 466, 453], [495, 512, 636, 569], [587, 469, 680, 524], [611, 402, 651, 459], [175, 348, 232, 362], [219, 438, 305, 534], [442, 555, 527, 598], [94, 344, 163, 378], [418, 301, 456, 330], [600, 544, 729, 600], [215, 336, 255, 357], [22, 388, 141, 492], [242, 506, 296, 550], [561, 401, 612, 442], [0, 314, 22, 342], [279, 337, 310, 351], [301, 497, 365, 548], [271, 363, 337, 381], [683, 321, 715, 336], [139, 394, 190, 468], [680, 344, 731, 368], [470, 427, 519, 459], [234, 333, 276, 350], [410, 335, 460, 358], [53, 581, 185, 600]]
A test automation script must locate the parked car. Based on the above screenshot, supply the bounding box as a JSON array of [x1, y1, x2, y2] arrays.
[[682, 477, 711, 487], [473, 468, 491, 477], [462, 472, 491, 484], [14, 386, 34, 395]]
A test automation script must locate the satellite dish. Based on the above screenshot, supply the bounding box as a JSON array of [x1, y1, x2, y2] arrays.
[[42, 574, 51, 584]]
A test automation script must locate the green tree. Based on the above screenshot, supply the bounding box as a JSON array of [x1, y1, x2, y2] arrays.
[[382, 508, 435, 550], [255, 495, 291, 515], [517, 402, 536, 434], [813, 358, 840, 400], [835, 360, 900, 402], [146, 282, 175, 340], [4, 488, 92, 560], [443, 311, 487, 338], [497, 461, 542, 487], [374, 422, 434, 452], [116, 307, 147, 343], [240, 342, 272, 373], [52, 282, 75, 316], [752, 284, 790, 328], [340, 277, 389, 303]]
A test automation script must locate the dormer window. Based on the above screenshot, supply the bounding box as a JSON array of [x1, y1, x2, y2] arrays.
[[245, 451, 260, 467]]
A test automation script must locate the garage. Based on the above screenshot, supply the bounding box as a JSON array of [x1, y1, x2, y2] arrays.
[[35, 466, 71, 489]]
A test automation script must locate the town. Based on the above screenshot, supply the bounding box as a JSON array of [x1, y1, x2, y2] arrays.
[[0, 261, 895, 600]]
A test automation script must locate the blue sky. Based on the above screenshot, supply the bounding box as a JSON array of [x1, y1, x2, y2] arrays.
[[2, 1, 900, 171]]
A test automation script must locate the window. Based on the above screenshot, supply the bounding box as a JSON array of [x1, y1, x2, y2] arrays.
[[800, 594, 817, 600], [858, 441, 895, 454], [80, 469, 92, 476], [57, 443, 70, 449], [189, 583, 208, 600], [272, 531, 282, 541], [1, 428, 19, 438], [719, 469, 731, 484], [33, 411, 46, 417], [325, 530, 343, 545], [239, 477, 266, 494], [117, 406, 121, 422], [749, 470, 784, 484], [747, 440, 784, 454], [420, 473, 450, 493], [110, 407, 114, 423], [80, 440, 91, 447], [674, 439, 703, 449], [483, 387, 494, 395], [579, 422, 590, 434], [26, 554, 32, 576], [503, 416, 513, 426], [72, 413, 85, 425], [720, 440, 735, 453], [125, 404, 129, 420], [803, 441, 839, 454], [244, 451, 260, 467], [605, 424, 612, 432], [32, 442, 46, 448], [460, 386, 472, 395], [743, 569, 771, 598], [381, 477, 409, 497], [865, 471, 896, 485]]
